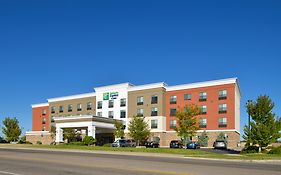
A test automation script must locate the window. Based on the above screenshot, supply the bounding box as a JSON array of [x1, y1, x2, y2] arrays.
[[51, 116, 55, 123], [97, 101, 102, 109], [151, 95, 158, 104], [200, 105, 207, 114], [108, 111, 114, 118], [51, 106, 56, 114], [108, 100, 114, 108], [77, 103, 82, 111], [184, 94, 192, 100], [120, 110, 126, 118], [42, 117, 46, 124], [68, 104, 73, 112], [151, 107, 158, 116], [219, 90, 227, 100], [97, 112, 102, 117], [170, 120, 176, 129], [219, 104, 227, 113], [42, 126, 46, 131], [59, 106, 64, 113], [42, 109, 46, 115], [87, 102, 92, 110], [199, 118, 207, 128], [199, 92, 207, 101], [137, 108, 144, 117], [151, 120, 158, 129], [170, 108, 177, 116], [137, 96, 144, 105], [219, 117, 227, 127], [120, 98, 126, 107], [170, 95, 177, 104]]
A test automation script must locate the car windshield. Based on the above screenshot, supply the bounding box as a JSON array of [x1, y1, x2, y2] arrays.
[[119, 140, 126, 143]]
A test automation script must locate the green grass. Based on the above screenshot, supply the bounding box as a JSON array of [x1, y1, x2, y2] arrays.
[[1, 144, 281, 160]]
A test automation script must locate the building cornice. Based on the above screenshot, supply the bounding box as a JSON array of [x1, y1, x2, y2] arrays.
[[31, 103, 49, 108], [128, 82, 167, 92], [94, 82, 134, 92], [47, 92, 96, 103]]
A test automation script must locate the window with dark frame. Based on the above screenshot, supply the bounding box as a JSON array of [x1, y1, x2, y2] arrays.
[[87, 102, 92, 110], [151, 119, 158, 129], [170, 95, 177, 104], [199, 92, 207, 101], [170, 108, 177, 116], [184, 93, 192, 100], [137, 96, 144, 105], [108, 111, 114, 118], [120, 98, 126, 107], [219, 104, 227, 113], [170, 120, 176, 129], [218, 117, 227, 127], [51, 106, 56, 114], [77, 103, 82, 111], [200, 105, 207, 115], [59, 106, 64, 113], [219, 90, 227, 100], [120, 110, 126, 118], [108, 100, 114, 108], [151, 107, 158, 116], [97, 101, 102, 109], [68, 104, 73, 112], [151, 95, 158, 104], [199, 118, 207, 128], [137, 108, 144, 117]]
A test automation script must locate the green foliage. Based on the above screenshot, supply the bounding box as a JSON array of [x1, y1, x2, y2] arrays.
[[66, 141, 86, 146], [268, 146, 281, 154], [102, 143, 111, 147], [197, 131, 209, 147], [18, 136, 32, 144], [241, 146, 259, 154], [36, 141, 42, 145], [243, 95, 281, 152], [63, 128, 81, 143], [128, 116, 150, 146], [216, 132, 228, 142], [2, 117, 22, 142], [50, 125, 56, 140], [114, 120, 125, 139], [83, 136, 96, 146], [174, 104, 200, 145]]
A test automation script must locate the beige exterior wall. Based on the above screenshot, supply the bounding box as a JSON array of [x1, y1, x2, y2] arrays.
[[26, 134, 53, 145], [49, 96, 96, 118], [128, 87, 166, 118]]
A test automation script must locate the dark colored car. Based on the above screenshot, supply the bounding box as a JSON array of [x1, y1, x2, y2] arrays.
[[111, 139, 129, 147], [126, 139, 136, 147], [213, 141, 227, 149], [145, 141, 159, 148], [170, 140, 183, 148], [186, 142, 200, 149]]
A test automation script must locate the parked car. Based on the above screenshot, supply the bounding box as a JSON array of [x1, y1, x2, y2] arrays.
[[170, 140, 183, 148], [186, 142, 200, 149], [213, 140, 227, 149], [145, 141, 159, 148], [111, 139, 129, 147], [126, 139, 136, 147]]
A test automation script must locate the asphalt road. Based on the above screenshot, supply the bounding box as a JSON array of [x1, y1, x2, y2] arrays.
[[0, 148, 280, 175]]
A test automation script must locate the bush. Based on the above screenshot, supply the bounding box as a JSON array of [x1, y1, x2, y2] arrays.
[[36, 141, 42, 145], [241, 146, 259, 154], [83, 136, 96, 146], [102, 143, 111, 147], [66, 142, 85, 146], [268, 146, 281, 154]]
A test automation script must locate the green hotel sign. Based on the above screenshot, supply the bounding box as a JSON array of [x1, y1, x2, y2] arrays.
[[103, 92, 119, 100], [103, 93, 109, 100]]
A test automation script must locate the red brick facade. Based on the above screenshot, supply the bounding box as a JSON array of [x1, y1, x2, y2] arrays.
[[32, 105, 50, 131]]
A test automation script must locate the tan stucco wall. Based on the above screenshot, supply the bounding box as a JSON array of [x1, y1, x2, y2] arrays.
[[26, 134, 53, 145]]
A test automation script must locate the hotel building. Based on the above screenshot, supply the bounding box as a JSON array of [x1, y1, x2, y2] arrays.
[[26, 78, 241, 148]]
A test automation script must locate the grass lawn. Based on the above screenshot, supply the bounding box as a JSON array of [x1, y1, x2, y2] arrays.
[[1, 143, 281, 160]]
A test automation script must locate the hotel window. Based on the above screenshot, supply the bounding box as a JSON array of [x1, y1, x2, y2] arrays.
[[170, 108, 177, 116], [68, 104, 73, 112], [108, 100, 114, 108], [120, 110, 126, 118], [199, 118, 207, 128], [151, 95, 158, 104], [137, 96, 144, 105], [87, 102, 92, 110], [120, 98, 126, 107], [42, 117, 46, 124], [137, 108, 144, 117], [51, 106, 56, 114], [151, 107, 158, 116], [51, 116, 55, 123], [97, 101, 102, 109], [219, 90, 227, 100], [151, 119, 158, 129], [170, 95, 177, 104], [42, 109, 46, 115], [59, 106, 64, 113], [108, 111, 114, 118], [170, 120, 176, 129], [218, 117, 227, 127], [42, 126, 46, 131], [77, 103, 82, 111], [184, 94, 192, 100], [199, 92, 207, 101], [200, 105, 207, 115], [219, 104, 227, 113], [97, 112, 102, 117]]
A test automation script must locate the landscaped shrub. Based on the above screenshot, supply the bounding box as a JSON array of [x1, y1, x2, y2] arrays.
[[36, 141, 42, 145], [102, 143, 111, 147], [268, 146, 281, 154], [241, 146, 259, 154], [83, 136, 96, 146], [66, 141, 85, 146]]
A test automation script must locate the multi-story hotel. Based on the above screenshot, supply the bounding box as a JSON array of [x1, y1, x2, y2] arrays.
[[26, 78, 241, 148]]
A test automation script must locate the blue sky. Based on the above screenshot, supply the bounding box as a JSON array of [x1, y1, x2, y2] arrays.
[[0, 0, 280, 137]]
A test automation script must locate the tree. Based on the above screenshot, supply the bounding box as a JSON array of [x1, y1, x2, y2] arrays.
[[63, 128, 80, 143], [83, 136, 96, 146], [114, 120, 125, 139], [128, 116, 150, 146], [174, 104, 200, 145], [197, 131, 209, 147], [2, 117, 22, 142], [216, 132, 228, 142], [243, 95, 281, 152], [50, 125, 56, 141]]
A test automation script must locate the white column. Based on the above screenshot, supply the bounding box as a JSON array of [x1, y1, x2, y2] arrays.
[[56, 127, 63, 143], [87, 125, 96, 138]]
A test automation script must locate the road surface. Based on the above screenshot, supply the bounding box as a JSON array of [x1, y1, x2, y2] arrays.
[[0, 148, 280, 175]]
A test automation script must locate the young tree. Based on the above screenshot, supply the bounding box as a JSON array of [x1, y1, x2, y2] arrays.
[[2, 117, 22, 142], [114, 120, 125, 140], [63, 128, 80, 143], [216, 132, 228, 142], [128, 116, 150, 146], [50, 125, 56, 142], [197, 131, 209, 147], [243, 95, 281, 152], [175, 104, 200, 145]]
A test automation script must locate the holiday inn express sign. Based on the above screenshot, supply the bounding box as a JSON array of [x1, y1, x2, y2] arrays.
[[103, 92, 119, 100]]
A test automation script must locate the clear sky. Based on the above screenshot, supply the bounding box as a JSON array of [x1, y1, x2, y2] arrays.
[[0, 0, 280, 137]]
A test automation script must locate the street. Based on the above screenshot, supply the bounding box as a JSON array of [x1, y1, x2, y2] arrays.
[[0, 148, 280, 175]]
